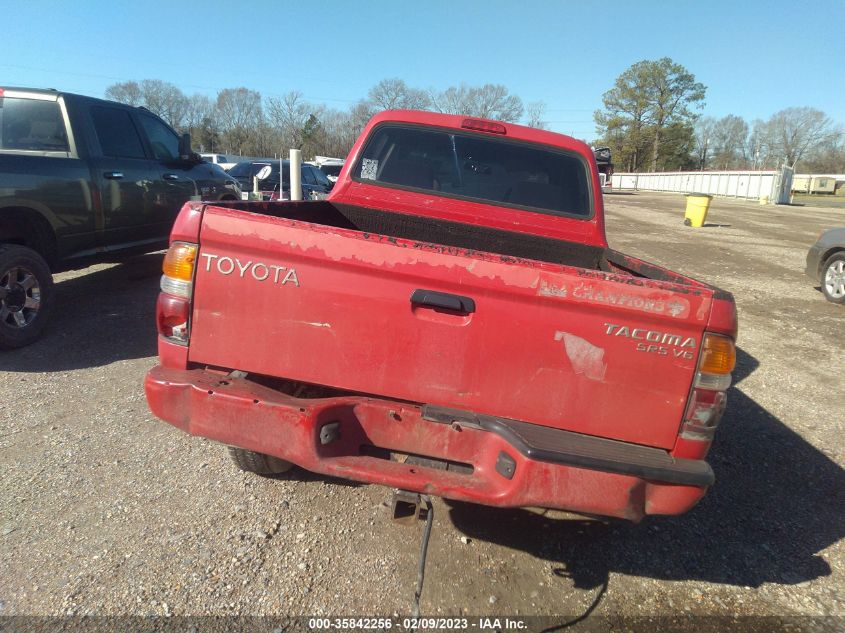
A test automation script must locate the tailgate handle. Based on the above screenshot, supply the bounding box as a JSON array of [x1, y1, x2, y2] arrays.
[[410, 289, 476, 314]]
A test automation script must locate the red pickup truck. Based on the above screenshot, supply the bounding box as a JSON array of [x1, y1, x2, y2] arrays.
[[145, 111, 737, 522]]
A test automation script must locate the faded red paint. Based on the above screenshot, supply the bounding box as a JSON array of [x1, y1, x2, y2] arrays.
[[187, 205, 711, 449], [145, 367, 705, 521]]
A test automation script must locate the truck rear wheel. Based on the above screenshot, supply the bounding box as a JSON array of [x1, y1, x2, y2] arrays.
[[227, 446, 294, 476], [0, 245, 54, 349]]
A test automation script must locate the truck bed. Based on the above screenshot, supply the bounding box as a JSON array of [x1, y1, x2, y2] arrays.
[[213, 200, 607, 271], [187, 200, 717, 450]]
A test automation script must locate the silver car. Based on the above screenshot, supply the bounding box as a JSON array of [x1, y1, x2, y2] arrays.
[[805, 227, 845, 304]]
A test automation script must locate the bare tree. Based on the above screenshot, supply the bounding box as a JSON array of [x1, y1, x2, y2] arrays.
[[525, 101, 549, 129], [802, 134, 845, 173], [367, 78, 429, 111], [104, 77, 657, 164], [430, 83, 523, 122], [710, 115, 749, 169], [747, 120, 770, 169], [183, 94, 213, 132], [193, 116, 222, 153], [758, 107, 841, 168], [249, 120, 283, 158], [349, 100, 377, 133], [105, 80, 188, 129], [313, 107, 359, 158], [105, 81, 143, 106], [183, 94, 216, 152], [693, 116, 716, 169], [267, 91, 313, 150], [474, 84, 523, 121], [138, 80, 188, 129], [429, 84, 469, 116], [216, 88, 263, 155]]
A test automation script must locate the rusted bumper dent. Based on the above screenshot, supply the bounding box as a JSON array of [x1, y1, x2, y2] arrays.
[[145, 366, 708, 521]]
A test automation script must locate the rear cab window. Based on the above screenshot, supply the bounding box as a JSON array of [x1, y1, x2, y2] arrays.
[[0, 95, 69, 153], [353, 124, 592, 219]]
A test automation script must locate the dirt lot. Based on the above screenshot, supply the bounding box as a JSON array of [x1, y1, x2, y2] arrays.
[[1, 192, 843, 629]]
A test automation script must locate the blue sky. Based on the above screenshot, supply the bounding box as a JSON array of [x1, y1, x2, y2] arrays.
[[4, 0, 844, 140]]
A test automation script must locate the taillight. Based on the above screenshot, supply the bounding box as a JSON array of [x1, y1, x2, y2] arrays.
[[681, 333, 736, 440], [156, 293, 190, 342], [157, 242, 197, 344]]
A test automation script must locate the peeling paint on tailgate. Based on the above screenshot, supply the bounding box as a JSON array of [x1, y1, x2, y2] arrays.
[[186, 206, 712, 449]]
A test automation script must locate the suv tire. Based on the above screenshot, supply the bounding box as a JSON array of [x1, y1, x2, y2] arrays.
[[821, 252, 845, 304], [0, 245, 54, 349]]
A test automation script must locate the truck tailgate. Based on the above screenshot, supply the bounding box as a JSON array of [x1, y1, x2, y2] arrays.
[[188, 206, 713, 449]]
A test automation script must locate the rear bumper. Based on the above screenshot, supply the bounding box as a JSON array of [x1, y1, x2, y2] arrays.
[[144, 366, 710, 521]]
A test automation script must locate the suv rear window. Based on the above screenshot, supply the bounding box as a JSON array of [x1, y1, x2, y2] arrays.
[[313, 167, 334, 187], [320, 164, 343, 177], [354, 124, 591, 218], [0, 96, 69, 152], [228, 162, 251, 177]]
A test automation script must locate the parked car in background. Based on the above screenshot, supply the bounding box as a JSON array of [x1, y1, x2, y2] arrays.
[[0, 86, 241, 348], [806, 227, 845, 304], [200, 153, 230, 165], [312, 156, 345, 183], [318, 162, 344, 183], [227, 160, 333, 200], [200, 153, 241, 171], [593, 146, 613, 194]]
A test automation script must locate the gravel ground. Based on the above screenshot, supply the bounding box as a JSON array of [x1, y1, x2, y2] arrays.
[[1, 192, 843, 630]]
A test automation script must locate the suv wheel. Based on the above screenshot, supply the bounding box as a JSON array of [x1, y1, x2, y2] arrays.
[[821, 253, 845, 304], [0, 245, 54, 349]]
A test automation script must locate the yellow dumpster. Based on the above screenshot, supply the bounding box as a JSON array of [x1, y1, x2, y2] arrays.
[[684, 193, 712, 227]]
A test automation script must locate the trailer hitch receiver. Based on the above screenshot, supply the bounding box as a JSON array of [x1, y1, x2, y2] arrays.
[[391, 490, 423, 525]]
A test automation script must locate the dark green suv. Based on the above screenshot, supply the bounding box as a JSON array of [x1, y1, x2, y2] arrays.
[[0, 86, 241, 348]]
